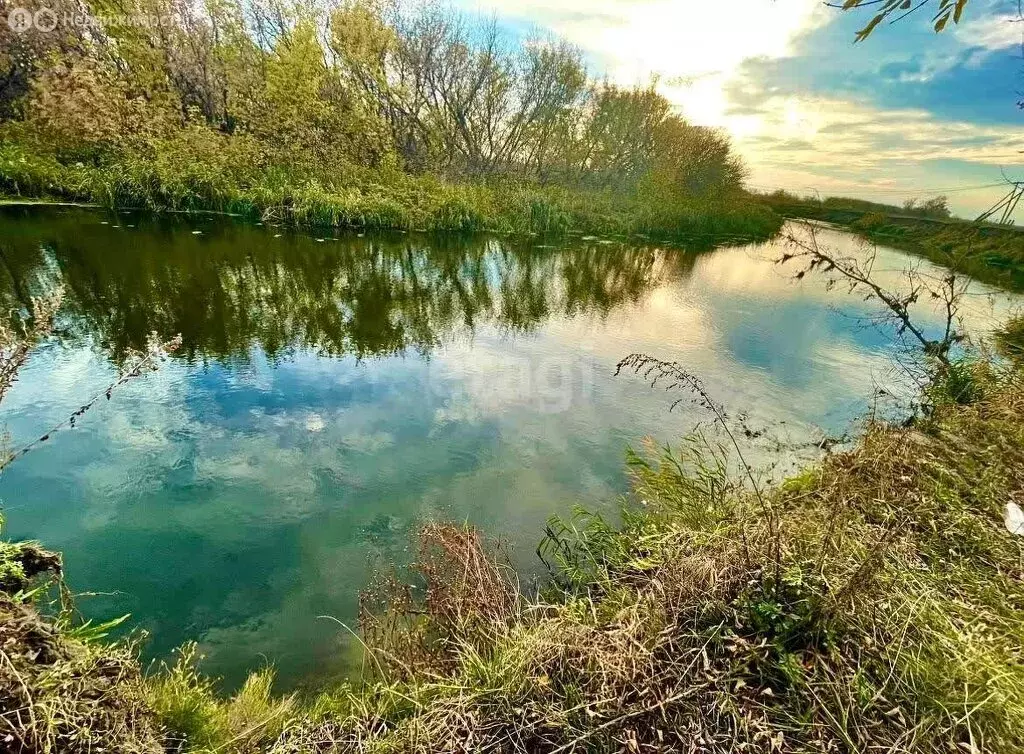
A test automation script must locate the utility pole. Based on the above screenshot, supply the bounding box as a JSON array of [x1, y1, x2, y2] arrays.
[[976, 182, 1024, 226]]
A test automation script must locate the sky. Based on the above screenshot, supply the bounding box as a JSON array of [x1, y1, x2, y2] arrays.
[[455, 0, 1024, 219]]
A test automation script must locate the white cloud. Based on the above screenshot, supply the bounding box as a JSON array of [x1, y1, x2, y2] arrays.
[[459, 0, 1024, 219], [956, 12, 1024, 51], [461, 0, 827, 122], [722, 92, 1024, 215], [734, 92, 1024, 162]]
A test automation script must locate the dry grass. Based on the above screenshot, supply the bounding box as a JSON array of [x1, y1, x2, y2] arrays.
[[256, 363, 1024, 754], [0, 582, 161, 753], [996, 314, 1024, 361], [359, 523, 520, 682]]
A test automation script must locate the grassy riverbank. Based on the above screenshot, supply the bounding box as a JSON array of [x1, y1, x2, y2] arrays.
[[0, 143, 781, 243], [2, 0, 785, 247], [3, 344, 1024, 753], [761, 194, 1024, 291]]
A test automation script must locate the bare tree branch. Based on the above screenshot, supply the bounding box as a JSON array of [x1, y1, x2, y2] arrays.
[[778, 223, 967, 368]]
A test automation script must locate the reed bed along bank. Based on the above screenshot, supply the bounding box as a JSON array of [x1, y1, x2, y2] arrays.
[[0, 142, 782, 244]]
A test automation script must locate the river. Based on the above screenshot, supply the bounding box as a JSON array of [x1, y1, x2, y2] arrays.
[[0, 205, 1017, 689]]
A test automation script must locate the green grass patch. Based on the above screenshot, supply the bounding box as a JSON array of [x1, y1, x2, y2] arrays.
[[762, 195, 1024, 291], [0, 141, 783, 244]]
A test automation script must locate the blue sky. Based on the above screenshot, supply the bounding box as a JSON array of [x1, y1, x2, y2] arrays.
[[457, 0, 1024, 219]]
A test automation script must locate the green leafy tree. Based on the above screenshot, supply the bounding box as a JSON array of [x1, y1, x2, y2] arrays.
[[839, 0, 971, 41], [0, 0, 751, 209], [642, 117, 746, 200], [575, 83, 671, 190]]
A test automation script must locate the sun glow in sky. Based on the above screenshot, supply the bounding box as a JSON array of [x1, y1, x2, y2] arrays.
[[458, 0, 1024, 218]]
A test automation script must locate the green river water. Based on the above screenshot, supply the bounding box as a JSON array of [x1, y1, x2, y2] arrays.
[[0, 205, 1016, 689]]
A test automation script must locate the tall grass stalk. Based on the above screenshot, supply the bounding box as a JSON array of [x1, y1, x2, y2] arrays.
[[0, 142, 783, 243]]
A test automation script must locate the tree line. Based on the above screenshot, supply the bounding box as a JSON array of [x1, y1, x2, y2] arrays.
[[0, 0, 746, 202]]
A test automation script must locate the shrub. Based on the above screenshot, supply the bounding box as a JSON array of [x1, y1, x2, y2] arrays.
[[851, 211, 889, 233], [927, 358, 989, 406]]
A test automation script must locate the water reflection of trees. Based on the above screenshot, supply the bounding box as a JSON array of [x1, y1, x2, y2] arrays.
[[0, 209, 701, 361]]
